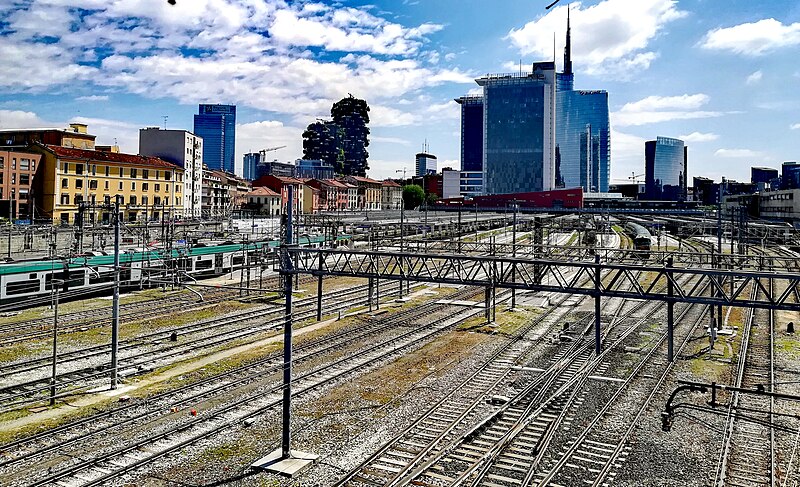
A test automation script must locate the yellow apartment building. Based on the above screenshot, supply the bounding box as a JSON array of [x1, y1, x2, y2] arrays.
[[29, 144, 184, 224]]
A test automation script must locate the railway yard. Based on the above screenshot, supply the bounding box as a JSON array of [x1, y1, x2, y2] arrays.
[[0, 210, 799, 487]]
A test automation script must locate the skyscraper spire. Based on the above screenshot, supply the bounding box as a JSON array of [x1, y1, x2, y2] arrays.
[[564, 5, 572, 75]]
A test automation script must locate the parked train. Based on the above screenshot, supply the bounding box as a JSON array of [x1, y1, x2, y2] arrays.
[[0, 234, 351, 306], [624, 222, 652, 254]]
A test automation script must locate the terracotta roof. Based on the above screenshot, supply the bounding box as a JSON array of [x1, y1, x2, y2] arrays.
[[382, 179, 401, 187], [349, 176, 382, 185], [45, 145, 179, 169], [249, 187, 280, 197]]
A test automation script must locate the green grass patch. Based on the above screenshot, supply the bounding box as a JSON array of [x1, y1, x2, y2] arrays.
[[457, 306, 539, 337], [777, 335, 800, 359], [0, 343, 49, 363]]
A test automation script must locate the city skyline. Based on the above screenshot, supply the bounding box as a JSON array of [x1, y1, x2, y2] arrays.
[[0, 0, 797, 184]]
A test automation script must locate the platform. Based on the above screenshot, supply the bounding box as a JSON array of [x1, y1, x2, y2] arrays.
[[251, 449, 318, 477]]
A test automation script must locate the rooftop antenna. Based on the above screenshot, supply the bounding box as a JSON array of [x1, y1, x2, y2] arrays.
[[162, 115, 168, 130]]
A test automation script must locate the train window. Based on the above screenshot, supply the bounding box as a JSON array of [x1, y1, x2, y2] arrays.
[[6, 279, 41, 295], [29, 273, 37, 279], [89, 272, 114, 285], [231, 256, 244, 266], [195, 260, 213, 270]]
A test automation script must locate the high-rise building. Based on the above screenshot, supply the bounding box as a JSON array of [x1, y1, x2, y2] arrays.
[[193, 104, 236, 174], [751, 166, 779, 191], [243, 152, 260, 181], [139, 127, 204, 218], [781, 161, 800, 190], [645, 136, 687, 201], [555, 10, 610, 193], [455, 95, 484, 197], [331, 95, 370, 177], [478, 62, 557, 195], [416, 151, 437, 177]]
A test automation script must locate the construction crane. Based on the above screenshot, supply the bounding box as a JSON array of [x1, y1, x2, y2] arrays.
[[629, 172, 645, 183], [258, 146, 286, 160]]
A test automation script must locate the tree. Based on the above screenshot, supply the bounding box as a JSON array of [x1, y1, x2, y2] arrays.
[[402, 184, 424, 210], [331, 95, 370, 177]]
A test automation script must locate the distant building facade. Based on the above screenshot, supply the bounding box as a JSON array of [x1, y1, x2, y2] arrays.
[[645, 136, 687, 201], [139, 127, 203, 218], [297, 159, 335, 180], [782, 161, 800, 190], [381, 180, 402, 210], [0, 150, 41, 221], [416, 152, 437, 177], [243, 152, 260, 181], [193, 104, 236, 173], [478, 62, 557, 194]]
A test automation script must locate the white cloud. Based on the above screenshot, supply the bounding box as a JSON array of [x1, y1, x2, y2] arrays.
[[745, 70, 763, 85], [714, 148, 764, 159], [439, 159, 459, 170], [678, 132, 719, 143], [0, 109, 49, 128], [371, 136, 412, 145], [791, 123, 800, 130], [236, 120, 305, 174], [370, 105, 417, 127], [76, 95, 110, 102], [612, 94, 723, 126], [507, 0, 686, 78], [610, 130, 646, 180], [700, 19, 800, 56], [368, 159, 414, 180]]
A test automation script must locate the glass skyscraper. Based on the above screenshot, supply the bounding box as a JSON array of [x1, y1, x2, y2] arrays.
[[645, 136, 687, 200], [555, 10, 610, 193], [455, 95, 484, 172], [193, 104, 236, 173], [243, 152, 259, 180], [478, 62, 556, 195]]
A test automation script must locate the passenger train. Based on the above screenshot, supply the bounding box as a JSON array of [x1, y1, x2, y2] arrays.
[[624, 222, 652, 254], [0, 234, 351, 306]]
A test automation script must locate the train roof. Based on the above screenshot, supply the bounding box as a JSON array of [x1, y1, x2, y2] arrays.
[[0, 234, 350, 276], [625, 221, 652, 240]]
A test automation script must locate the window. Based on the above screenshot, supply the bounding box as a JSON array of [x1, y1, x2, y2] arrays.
[[19, 174, 29, 185], [60, 213, 68, 223], [129, 195, 136, 205], [75, 194, 83, 204], [11, 158, 16, 169], [62, 162, 69, 173], [6, 279, 41, 295], [104, 195, 111, 204], [105, 166, 110, 176], [62, 179, 68, 188], [130, 168, 137, 178], [176, 184, 181, 193], [75, 164, 83, 175], [75, 179, 82, 189], [60, 194, 70, 205], [91, 164, 96, 175], [10, 174, 15, 184], [154, 196, 161, 206], [142, 183, 148, 191], [31, 159, 35, 171], [19, 158, 29, 170], [155, 184, 160, 192], [0, 156, 4, 168], [165, 172, 171, 180], [104, 181, 109, 190], [89, 180, 97, 190], [119, 167, 124, 176], [176, 197, 180, 205], [143, 169, 149, 179], [131, 181, 136, 190], [118, 181, 123, 190], [142, 196, 148, 206]]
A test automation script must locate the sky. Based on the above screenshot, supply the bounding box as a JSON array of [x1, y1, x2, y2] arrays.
[[0, 0, 798, 185]]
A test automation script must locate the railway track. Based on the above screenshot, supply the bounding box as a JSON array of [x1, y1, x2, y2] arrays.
[[0, 279, 409, 411], [4, 288, 486, 487], [714, 284, 776, 486], [0, 274, 309, 345], [0, 287, 480, 478]]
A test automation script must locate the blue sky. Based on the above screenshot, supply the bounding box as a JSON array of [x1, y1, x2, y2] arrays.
[[0, 0, 798, 184]]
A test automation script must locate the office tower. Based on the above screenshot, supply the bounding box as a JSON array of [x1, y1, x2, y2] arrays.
[[781, 162, 800, 190], [193, 104, 236, 173], [555, 11, 610, 192], [645, 136, 687, 201], [139, 127, 203, 217], [331, 95, 370, 177], [243, 152, 260, 181], [478, 61, 557, 194], [455, 95, 484, 197], [416, 147, 437, 177]]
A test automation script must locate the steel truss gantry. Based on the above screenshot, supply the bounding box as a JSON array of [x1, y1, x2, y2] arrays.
[[397, 240, 800, 271], [287, 248, 800, 312]]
